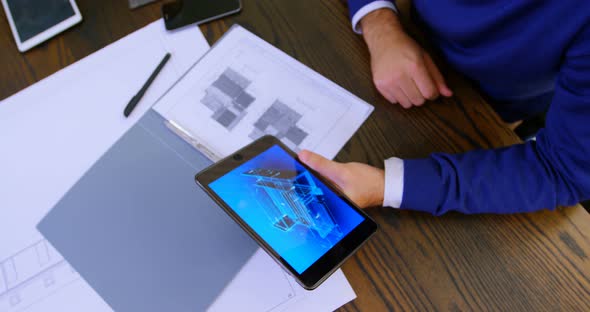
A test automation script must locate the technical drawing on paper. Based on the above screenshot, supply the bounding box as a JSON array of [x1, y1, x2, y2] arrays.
[[249, 100, 309, 151], [201, 68, 256, 130], [243, 168, 342, 245], [0, 239, 79, 311]]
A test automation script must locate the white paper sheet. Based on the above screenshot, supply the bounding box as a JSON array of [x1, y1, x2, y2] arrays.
[[0, 19, 209, 312], [154, 25, 374, 161], [210, 249, 356, 312]]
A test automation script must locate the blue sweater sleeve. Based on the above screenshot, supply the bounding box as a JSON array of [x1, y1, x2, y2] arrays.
[[400, 24, 590, 215], [347, 0, 395, 20]]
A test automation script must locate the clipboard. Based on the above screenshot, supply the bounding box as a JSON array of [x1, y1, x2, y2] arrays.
[[37, 108, 258, 312]]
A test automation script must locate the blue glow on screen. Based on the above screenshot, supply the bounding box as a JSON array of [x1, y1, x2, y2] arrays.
[[209, 145, 364, 274]]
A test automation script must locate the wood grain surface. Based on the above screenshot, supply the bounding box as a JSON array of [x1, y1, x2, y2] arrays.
[[1, 0, 589, 311]]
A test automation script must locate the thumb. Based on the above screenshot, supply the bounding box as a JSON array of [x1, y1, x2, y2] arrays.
[[298, 150, 343, 182]]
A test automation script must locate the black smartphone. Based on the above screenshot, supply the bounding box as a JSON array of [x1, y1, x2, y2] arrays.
[[162, 0, 242, 30], [196, 136, 378, 290]]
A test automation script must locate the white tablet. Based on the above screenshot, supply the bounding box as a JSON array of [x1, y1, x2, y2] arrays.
[[1, 0, 82, 52]]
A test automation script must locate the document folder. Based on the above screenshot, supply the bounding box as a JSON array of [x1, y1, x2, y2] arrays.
[[37, 109, 258, 312]]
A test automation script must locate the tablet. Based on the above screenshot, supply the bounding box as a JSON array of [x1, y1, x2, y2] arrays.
[[1, 0, 82, 52], [196, 136, 378, 290]]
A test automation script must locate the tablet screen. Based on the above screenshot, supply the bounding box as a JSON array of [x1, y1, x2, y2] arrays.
[[209, 145, 365, 274], [6, 0, 75, 42]]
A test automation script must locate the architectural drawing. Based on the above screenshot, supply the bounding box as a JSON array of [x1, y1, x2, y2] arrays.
[[201, 68, 255, 130], [249, 101, 308, 151], [243, 168, 341, 241], [0, 240, 79, 311]]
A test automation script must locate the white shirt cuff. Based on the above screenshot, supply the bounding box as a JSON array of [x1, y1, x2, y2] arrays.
[[352, 1, 398, 34], [383, 157, 404, 208]]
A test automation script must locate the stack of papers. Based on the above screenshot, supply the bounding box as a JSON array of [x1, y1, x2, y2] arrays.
[[0, 20, 359, 312]]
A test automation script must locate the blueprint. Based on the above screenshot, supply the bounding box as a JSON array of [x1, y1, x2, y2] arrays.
[[249, 101, 309, 151], [0, 240, 78, 311], [201, 68, 255, 130], [200, 68, 309, 151], [154, 25, 374, 159]]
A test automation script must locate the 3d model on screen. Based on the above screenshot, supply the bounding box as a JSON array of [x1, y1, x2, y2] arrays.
[[243, 168, 343, 243], [201, 68, 255, 130]]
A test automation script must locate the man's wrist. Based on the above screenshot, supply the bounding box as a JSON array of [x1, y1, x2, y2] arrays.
[[361, 9, 405, 53], [351, 1, 398, 34], [372, 168, 386, 207]]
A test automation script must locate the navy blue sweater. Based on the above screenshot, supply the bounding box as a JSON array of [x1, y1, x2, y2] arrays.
[[349, 0, 590, 214]]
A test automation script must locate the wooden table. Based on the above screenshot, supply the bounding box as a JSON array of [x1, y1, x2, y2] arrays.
[[2, 1, 589, 311]]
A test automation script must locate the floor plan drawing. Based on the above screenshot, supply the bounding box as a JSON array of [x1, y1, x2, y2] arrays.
[[155, 27, 373, 161], [201, 68, 256, 130], [0, 240, 79, 312], [249, 100, 309, 151]]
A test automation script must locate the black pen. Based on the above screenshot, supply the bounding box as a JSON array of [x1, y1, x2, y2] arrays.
[[124, 53, 171, 117]]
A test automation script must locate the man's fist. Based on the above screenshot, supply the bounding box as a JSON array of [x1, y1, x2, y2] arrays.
[[361, 9, 452, 108]]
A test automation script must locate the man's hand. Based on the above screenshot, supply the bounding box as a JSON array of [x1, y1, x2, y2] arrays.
[[361, 9, 452, 108], [298, 150, 385, 208]]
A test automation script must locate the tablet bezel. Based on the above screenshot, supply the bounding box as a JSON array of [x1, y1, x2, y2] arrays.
[[1, 0, 83, 52], [195, 135, 378, 290]]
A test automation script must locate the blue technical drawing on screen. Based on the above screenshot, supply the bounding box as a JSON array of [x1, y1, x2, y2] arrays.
[[209, 145, 364, 274], [243, 168, 341, 240]]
